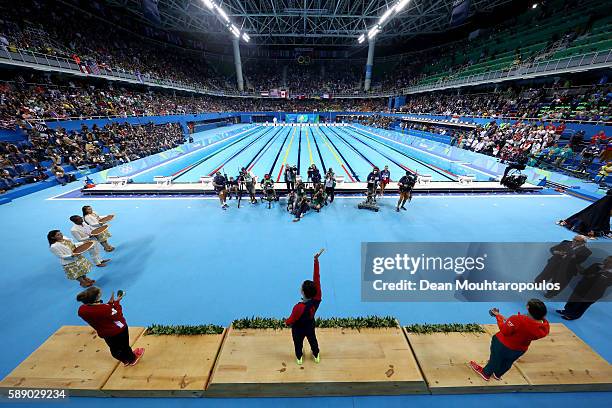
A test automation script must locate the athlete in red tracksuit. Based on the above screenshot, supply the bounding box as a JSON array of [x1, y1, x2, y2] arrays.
[[471, 299, 550, 381], [286, 250, 323, 365]]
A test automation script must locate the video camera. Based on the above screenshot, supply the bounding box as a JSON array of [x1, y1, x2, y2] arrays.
[[500, 169, 528, 190]]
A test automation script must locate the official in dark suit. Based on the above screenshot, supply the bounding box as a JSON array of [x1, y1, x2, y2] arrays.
[[534, 235, 592, 298], [557, 256, 612, 320]]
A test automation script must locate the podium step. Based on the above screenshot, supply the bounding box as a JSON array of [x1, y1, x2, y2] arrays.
[[206, 326, 427, 397], [102, 329, 226, 397], [0, 326, 144, 397], [407, 323, 612, 394], [484, 324, 612, 392]]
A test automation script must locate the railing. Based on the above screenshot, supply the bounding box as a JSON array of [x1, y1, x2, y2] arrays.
[[398, 49, 612, 95], [24, 112, 236, 123], [0, 47, 247, 97], [1, 47, 610, 100], [0, 47, 394, 99], [390, 112, 611, 126]]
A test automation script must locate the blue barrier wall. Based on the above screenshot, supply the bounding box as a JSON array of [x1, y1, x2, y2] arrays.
[[382, 113, 610, 139], [0, 128, 27, 142], [44, 112, 239, 133]]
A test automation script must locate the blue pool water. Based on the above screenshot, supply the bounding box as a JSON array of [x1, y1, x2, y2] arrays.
[[131, 125, 489, 183]]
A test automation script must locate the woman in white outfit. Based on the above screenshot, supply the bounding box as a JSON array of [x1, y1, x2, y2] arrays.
[[69, 215, 111, 267], [48, 230, 95, 287], [82, 206, 114, 252]]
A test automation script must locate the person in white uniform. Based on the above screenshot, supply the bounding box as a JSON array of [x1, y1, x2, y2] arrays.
[[82, 206, 114, 252], [48, 230, 95, 287], [69, 215, 110, 267]]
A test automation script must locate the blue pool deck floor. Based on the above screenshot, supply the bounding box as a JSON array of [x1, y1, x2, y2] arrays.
[[0, 127, 610, 407]]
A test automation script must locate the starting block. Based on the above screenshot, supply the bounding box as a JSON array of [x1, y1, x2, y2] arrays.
[[458, 175, 475, 185], [335, 175, 345, 186], [153, 176, 173, 186], [417, 175, 432, 185], [107, 176, 128, 187]]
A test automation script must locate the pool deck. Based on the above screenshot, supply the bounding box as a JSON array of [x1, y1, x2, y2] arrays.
[[71, 181, 543, 197]]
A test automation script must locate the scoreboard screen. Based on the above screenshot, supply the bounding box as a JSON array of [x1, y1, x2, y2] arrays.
[[286, 114, 319, 123]]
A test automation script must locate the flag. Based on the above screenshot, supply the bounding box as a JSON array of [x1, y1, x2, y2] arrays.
[[88, 62, 101, 75], [260, 91, 269, 96], [34, 122, 48, 132], [322, 93, 330, 99], [280, 89, 287, 98]]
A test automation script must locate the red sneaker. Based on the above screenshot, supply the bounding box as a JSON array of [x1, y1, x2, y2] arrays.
[[127, 348, 145, 366], [469, 361, 490, 381]]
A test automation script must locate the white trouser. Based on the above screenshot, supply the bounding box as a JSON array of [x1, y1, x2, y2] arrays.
[[86, 240, 102, 265]]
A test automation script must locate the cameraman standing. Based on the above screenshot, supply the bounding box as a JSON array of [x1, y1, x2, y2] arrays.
[[285, 165, 296, 192], [366, 167, 380, 198], [239, 167, 257, 204], [396, 170, 416, 212], [324, 168, 336, 203]]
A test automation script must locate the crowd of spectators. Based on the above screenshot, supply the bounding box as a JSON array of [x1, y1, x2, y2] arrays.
[[0, 122, 184, 193], [1, 0, 609, 99], [398, 117, 610, 182], [374, 0, 607, 91], [359, 114, 395, 129], [396, 85, 611, 122], [0, 75, 388, 130], [243, 60, 363, 95], [0, 0, 228, 91]]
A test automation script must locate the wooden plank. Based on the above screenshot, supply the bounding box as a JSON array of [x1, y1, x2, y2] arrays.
[[484, 323, 612, 392], [0, 326, 144, 397], [405, 326, 529, 394], [101, 329, 226, 397], [206, 327, 427, 397]]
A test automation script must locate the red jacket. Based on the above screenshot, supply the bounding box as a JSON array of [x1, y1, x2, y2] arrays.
[[78, 300, 128, 338], [286, 259, 321, 326], [494, 313, 549, 351]]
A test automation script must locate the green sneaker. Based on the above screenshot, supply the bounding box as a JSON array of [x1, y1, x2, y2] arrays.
[[313, 353, 320, 364], [296, 357, 303, 365]]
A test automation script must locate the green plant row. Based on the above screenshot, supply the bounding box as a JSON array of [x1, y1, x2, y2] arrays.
[[145, 324, 225, 336], [143, 321, 484, 334], [404, 323, 485, 334], [232, 316, 399, 330]]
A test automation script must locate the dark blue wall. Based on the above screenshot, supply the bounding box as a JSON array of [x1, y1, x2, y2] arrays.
[[382, 113, 609, 139]]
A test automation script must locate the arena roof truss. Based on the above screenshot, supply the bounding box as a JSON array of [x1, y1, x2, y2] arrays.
[[104, 0, 513, 47]]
